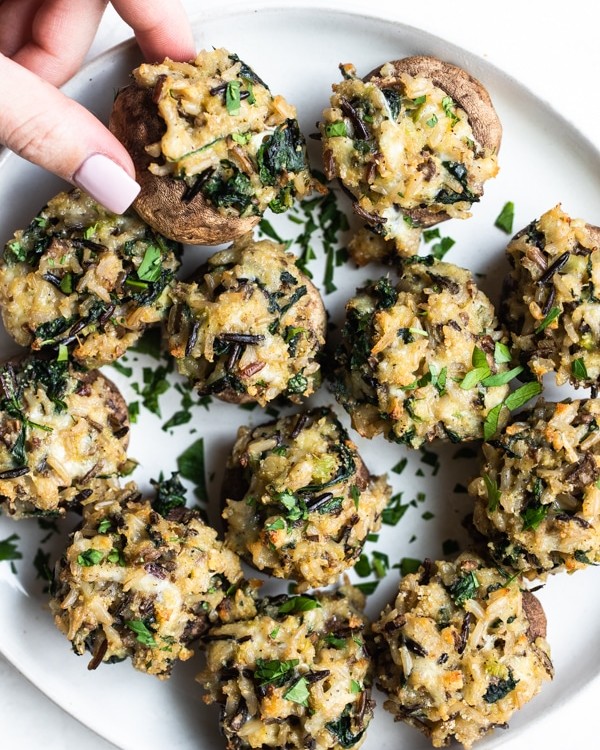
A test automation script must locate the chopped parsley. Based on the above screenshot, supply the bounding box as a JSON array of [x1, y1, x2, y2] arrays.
[[535, 306, 561, 333], [572, 358, 588, 381], [225, 80, 242, 115], [447, 570, 480, 606], [278, 595, 321, 614], [0, 534, 22, 563], [494, 202, 515, 234], [125, 619, 157, 648], [382, 492, 409, 526], [284, 676, 310, 706], [176, 437, 208, 503], [254, 657, 299, 686], [483, 474, 501, 512], [136, 245, 162, 282], [77, 549, 104, 567], [399, 557, 421, 576]]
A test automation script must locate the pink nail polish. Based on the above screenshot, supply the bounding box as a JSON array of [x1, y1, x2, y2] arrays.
[[73, 154, 140, 214]]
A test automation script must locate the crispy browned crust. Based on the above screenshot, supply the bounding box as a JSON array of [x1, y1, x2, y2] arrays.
[[109, 84, 259, 246], [364, 55, 502, 228], [521, 590, 547, 641]]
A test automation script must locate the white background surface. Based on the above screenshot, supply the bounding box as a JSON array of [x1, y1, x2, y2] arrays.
[[1, 1, 598, 748]]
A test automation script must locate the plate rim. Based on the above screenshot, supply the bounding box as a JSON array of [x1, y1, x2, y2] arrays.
[[0, 3, 599, 749]]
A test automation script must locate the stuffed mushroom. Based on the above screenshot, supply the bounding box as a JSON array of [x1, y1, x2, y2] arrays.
[[166, 233, 326, 405], [331, 258, 513, 448], [0, 189, 181, 368], [50, 478, 254, 678], [501, 204, 600, 388], [221, 407, 391, 590], [110, 48, 315, 245], [469, 397, 600, 576], [0, 354, 129, 519], [372, 553, 553, 748], [199, 587, 375, 750], [320, 56, 501, 256]]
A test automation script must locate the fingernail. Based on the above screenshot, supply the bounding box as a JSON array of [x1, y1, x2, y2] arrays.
[[73, 154, 140, 214]]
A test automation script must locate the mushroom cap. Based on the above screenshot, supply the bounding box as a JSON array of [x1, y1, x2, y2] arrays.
[[109, 84, 260, 246], [364, 55, 502, 227], [521, 590, 548, 640]]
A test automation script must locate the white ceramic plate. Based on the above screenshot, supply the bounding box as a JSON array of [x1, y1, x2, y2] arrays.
[[1, 6, 599, 750]]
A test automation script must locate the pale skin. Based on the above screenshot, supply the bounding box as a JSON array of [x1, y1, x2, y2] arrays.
[[0, 0, 196, 207]]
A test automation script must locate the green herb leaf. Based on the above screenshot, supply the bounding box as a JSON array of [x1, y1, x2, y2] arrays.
[[126, 619, 157, 647], [350, 484, 360, 509], [447, 570, 480, 606], [391, 458, 407, 475], [460, 366, 491, 390], [430, 235, 455, 260], [266, 517, 286, 531], [77, 549, 104, 567], [136, 245, 162, 282], [254, 658, 299, 686], [494, 202, 515, 234], [354, 581, 379, 595], [326, 705, 367, 748], [97, 519, 112, 534], [399, 557, 421, 576], [572, 358, 588, 381], [350, 679, 362, 693], [325, 121, 348, 137], [0, 534, 22, 562], [324, 634, 346, 649], [226, 80, 242, 115], [382, 493, 409, 526], [426, 114, 438, 128], [535, 306, 561, 333], [59, 273, 73, 294], [278, 595, 321, 614], [504, 381, 542, 411], [231, 131, 251, 144], [176, 437, 208, 503], [423, 228, 440, 243], [128, 401, 139, 423], [483, 403, 504, 441], [521, 501, 549, 531], [483, 473, 500, 512], [284, 676, 310, 706], [441, 96, 459, 124], [481, 365, 523, 387], [493, 342, 513, 364], [112, 361, 133, 378], [354, 554, 371, 578]]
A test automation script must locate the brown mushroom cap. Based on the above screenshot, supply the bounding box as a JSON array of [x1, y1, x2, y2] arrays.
[[109, 84, 260, 246], [87, 370, 131, 450], [521, 590, 548, 640], [363, 55, 502, 228]]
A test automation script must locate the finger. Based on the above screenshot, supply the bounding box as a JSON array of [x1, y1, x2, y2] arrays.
[[10, 0, 109, 86], [0, 54, 140, 214], [111, 0, 195, 62], [0, 0, 45, 57]]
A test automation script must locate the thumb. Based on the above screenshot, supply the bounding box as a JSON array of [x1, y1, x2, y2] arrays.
[[0, 54, 140, 214]]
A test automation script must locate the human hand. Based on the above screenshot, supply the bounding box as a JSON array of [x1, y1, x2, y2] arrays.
[[0, 0, 196, 213]]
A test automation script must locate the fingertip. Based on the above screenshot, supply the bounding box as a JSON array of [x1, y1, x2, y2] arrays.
[[73, 154, 141, 215]]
